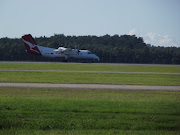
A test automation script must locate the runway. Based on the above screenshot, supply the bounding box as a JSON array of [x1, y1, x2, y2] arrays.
[[1, 70, 180, 75], [1, 61, 180, 66], [0, 83, 180, 91]]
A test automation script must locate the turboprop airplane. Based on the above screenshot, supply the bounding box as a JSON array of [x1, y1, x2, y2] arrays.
[[22, 34, 99, 62]]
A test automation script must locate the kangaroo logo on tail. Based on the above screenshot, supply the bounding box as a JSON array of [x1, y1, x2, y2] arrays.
[[22, 34, 42, 56]]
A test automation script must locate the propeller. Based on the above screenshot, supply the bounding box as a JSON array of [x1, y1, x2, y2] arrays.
[[75, 45, 81, 55]]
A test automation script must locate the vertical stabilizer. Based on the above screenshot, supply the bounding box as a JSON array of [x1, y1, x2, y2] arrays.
[[22, 34, 42, 56]]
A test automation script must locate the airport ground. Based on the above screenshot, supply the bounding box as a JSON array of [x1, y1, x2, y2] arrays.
[[0, 62, 180, 134]]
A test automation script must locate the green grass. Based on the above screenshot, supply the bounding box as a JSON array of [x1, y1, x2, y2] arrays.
[[0, 71, 180, 85], [0, 88, 180, 134], [0, 62, 180, 73], [1, 63, 180, 86], [0, 62, 180, 134]]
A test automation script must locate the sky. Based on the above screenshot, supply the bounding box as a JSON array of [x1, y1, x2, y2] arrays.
[[0, 0, 180, 47]]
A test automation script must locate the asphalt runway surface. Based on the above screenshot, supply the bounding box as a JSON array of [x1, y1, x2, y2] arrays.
[[1, 61, 180, 66], [0, 83, 180, 91], [1, 70, 180, 75]]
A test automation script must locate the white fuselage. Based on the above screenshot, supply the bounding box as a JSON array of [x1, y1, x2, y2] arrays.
[[38, 46, 99, 61]]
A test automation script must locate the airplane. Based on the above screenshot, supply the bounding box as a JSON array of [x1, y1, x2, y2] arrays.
[[22, 34, 99, 62]]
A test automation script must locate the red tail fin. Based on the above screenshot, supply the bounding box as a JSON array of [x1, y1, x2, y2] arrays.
[[22, 34, 42, 56]]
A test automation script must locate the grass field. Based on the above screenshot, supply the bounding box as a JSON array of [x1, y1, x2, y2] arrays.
[[0, 62, 180, 73], [0, 71, 180, 85], [0, 88, 180, 135], [0, 62, 180, 134]]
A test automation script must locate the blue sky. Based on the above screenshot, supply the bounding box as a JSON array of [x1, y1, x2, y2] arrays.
[[0, 0, 180, 47]]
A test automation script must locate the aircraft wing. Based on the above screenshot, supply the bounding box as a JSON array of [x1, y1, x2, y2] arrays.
[[63, 48, 72, 52], [58, 47, 72, 52]]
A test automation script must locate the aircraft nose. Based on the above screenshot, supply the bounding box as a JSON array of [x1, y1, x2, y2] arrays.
[[95, 55, 100, 61], [97, 57, 100, 61], [92, 54, 99, 61]]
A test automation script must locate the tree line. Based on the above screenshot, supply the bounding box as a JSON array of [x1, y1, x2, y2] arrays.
[[0, 34, 180, 64]]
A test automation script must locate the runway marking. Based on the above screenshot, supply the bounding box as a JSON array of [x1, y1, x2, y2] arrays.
[[0, 83, 180, 91], [0, 70, 180, 75]]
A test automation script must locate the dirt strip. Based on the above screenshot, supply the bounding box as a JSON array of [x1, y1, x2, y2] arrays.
[[0, 83, 180, 91], [0, 70, 180, 75]]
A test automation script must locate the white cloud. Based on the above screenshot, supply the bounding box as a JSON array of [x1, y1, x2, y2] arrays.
[[127, 28, 179, 47], [157, 35, 179, 47], [128, 28, 136, 36], [163, 35, 169, 39], [146, 32, 156, 41], [158, 35, 172, 44], [145, 33, 178, 47]]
